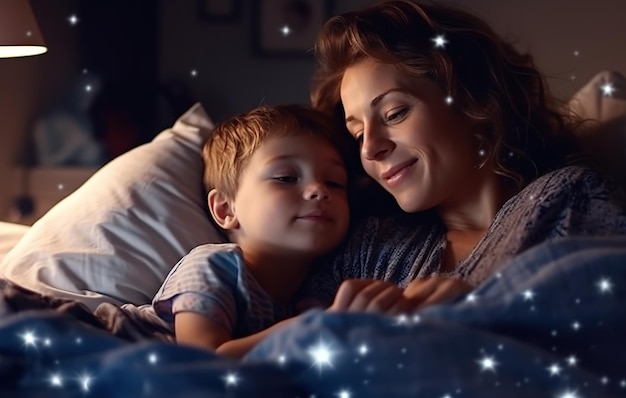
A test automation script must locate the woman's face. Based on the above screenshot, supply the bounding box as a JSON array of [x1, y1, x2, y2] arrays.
[[340, 59, 481, 212]]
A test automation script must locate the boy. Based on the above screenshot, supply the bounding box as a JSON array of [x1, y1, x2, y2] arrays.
[[151, 104, 351, 358]]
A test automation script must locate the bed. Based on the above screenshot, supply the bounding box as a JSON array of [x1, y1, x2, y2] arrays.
[[0, 71, 624, 397]]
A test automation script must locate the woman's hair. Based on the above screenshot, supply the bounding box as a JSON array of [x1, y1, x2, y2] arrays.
[[311, 0, 585, 191], [202, 104, 354, 199]]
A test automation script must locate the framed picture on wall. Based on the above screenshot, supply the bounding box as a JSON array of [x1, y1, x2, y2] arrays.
[[198, 0, 241, 23], [253, 0, 332, 56]]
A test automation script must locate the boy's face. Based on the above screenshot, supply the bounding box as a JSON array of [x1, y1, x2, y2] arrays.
[[231, 134, 349, 258]]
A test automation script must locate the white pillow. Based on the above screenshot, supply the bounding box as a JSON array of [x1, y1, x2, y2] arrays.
[[0, 103, 225, 310]]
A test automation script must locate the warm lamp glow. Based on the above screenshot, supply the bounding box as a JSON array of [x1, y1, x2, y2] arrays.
[[0, 0, 47, 58]]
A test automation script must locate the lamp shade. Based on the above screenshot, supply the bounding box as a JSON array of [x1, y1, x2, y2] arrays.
[[0, 0, 47, 58]]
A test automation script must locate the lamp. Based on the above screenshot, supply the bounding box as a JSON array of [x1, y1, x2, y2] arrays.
[[0, 0, 47, 58]]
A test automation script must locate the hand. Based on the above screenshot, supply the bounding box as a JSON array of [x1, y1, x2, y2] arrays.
[[403, 276, 473, 310], [328, 279, 419, 315]]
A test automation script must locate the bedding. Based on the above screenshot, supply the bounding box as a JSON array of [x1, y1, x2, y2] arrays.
[[0, 71, 625, 397], [0, 236, 624, 397]]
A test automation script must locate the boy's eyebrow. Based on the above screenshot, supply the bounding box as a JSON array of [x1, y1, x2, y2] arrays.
[[266, 154, 346, 168]]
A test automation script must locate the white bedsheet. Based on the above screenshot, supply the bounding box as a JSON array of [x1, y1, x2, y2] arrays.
[[0, 221, 30, 264]]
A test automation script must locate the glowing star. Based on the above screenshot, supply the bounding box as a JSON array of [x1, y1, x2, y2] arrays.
[[566, 355, 577, 366], [280, 25, 291, 36], [620, 379, 626, 388], [558, 390, 580, 398], [224, 372, 239, 386], [466, 293, 477, 303], [522, 290, 535, 301], [477, 355, 498, 372], [445, 96, 453, 105], [148, 353, 158, 365], [85, 85, 92, 92], [49, 373, 63, 387], [277, 355, 286, 364], [432, 34, 448, 48], [80, 374, 92, 392], [547, 363, 562, 376], [597, 278, 612, 294], [395, 314, 410, 325], [190, 69, 198, 77], [43, 338, 51, 346], [601, 376, 609, 384], [358, 344, 368, 356], [571, 321, 581, 331], [601, 83, 615, 97], [307, 341, 335, 371], [75, 337, 82, 344], [412, 314, 421, 323], [573, 50, 580, 57], [20, 331, 37, 347], [337, 390, 351, 398], [68, 14, 79, 26]]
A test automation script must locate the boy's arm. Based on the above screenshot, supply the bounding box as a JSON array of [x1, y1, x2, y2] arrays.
[[175, 311, 296, 358]]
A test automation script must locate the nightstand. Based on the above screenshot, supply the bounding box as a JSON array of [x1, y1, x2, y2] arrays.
[[5, 167, 98, 224]]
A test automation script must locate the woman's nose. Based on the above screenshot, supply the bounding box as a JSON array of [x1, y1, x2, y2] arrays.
[[305, 182, 330, 201], [361, 126, 393, 161]]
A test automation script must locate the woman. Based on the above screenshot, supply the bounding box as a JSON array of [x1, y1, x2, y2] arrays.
[[304, 0, 626, 313]]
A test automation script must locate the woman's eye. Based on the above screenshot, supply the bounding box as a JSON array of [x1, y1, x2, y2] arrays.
[[273, 176, 297, 183], [386, 108, 408, 123]]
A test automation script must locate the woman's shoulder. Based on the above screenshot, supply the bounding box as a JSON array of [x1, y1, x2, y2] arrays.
[[523, 165, 620, 197]]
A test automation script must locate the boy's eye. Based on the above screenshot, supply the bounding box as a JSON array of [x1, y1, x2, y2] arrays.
[[273, 176, 298, 183], [326, 180, 346, 189]]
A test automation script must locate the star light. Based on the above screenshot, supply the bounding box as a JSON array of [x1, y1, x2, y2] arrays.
[[395, 314, 409, 325], [280, 25, 291, 36], [601, 376, 609, 385], [20, 330, 37, 347], [49, 373, 63, 387], [477, 355, 498, 372], [308, 341, 335, 371], [571, 321, 581, 331], [26, 30, 32, 37], [597, 278, 612, 293], [85, 84, 92, 92], [445, 95, 453, 105], [432, 34, 448, 48], [358, 344, 368, 356], [224, 372, 239, 386], [277, 354, 286, 364], [43, 338, 51, 346], [80, 374, 92, 392], [190, 69, 198, 77], [566, 355, 577, 366], [337, 389, 351, 398], [547, 363, 562, 376], [573, 50, 580, 57], [601, 83, 615, 97], [68, 14, 79, 26], [148, 352, 158, 364], [620, 379, 626, 388], [522, 290, 535, 301], [558, 391, 580, 398]]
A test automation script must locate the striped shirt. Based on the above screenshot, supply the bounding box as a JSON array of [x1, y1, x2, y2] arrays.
[[152, 244, 295, 339], [302, 166, 626, 306]]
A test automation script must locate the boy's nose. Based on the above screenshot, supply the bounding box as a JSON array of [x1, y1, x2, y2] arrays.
[[305, 183, 330, 201]]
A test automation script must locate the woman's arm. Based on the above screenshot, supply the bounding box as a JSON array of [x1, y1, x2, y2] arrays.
[[175, 311, 296, 359]]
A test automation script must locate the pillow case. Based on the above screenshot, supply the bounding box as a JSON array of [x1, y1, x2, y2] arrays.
[[0, 103, 225, 310]]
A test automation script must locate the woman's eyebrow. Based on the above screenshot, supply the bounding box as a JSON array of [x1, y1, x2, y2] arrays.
[[345, 88, 409, 123]]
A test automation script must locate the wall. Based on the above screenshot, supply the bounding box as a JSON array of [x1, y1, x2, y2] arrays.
[[1, 0, 626, 219]]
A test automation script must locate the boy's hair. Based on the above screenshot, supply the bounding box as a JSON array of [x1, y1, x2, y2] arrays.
[[202, 104, 355, 199]]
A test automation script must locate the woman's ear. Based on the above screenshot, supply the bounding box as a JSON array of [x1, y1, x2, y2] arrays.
[[207, 189, 239, 230]]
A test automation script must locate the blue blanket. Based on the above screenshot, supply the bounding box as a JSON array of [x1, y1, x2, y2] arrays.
[[0, 236, 625, 397]]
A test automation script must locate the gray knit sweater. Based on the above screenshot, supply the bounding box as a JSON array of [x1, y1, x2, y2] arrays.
[[302, 166, 626, 306]]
